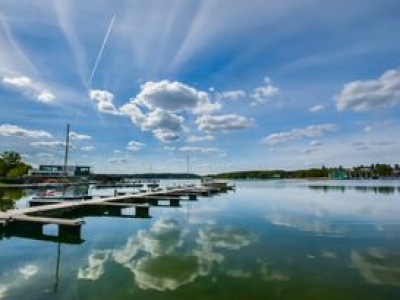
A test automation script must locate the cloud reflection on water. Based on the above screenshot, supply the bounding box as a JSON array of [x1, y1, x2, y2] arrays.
[[78, 218, 257, 291], [351, 248, 400, 287], [0, 263, 40, 299], [265, 213, 346, 237]]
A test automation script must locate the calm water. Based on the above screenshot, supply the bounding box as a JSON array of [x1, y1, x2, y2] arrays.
[[1, 180, 400, 300]]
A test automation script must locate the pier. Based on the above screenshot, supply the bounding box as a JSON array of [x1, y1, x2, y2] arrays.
[[0, 184, 229, 244]]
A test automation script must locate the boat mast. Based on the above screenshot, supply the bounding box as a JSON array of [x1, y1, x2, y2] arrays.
[[63, 124, 70, 176]]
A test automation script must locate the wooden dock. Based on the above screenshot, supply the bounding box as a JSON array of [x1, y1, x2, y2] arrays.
[[0, 185, 222, 232]]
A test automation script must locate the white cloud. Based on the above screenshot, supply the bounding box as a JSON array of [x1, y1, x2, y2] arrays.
[[2, 75, 56, 103], [30, 141, 66, 149], [262, 124, 338, 144], [309, 140, 323, 147], [69, 131, 91, 140], [196, 114, 254, 132], [127, 140, 145, 151], [186, 135, 215, 143], [119, 102, 146, 125], [37, 91, 55, 103], [141, 109, 184, 142], [179, 146, 224, 155], [133, 80, 220, 114], [163, 146, 176, 151], [81, 146, 96, 152], [2, 75, 31, 87], [108, 157, 127, 163], [0, 124, 52, 139], [36, 152, 55, 159], [336, 67, 400, 112], [250, 77, 279, 106], [220, 90, 246, 100], [89, 89, 119, 114], [192, 99, 222, 115], [153, 129, 180, 142], [309, 104, 325, 113]]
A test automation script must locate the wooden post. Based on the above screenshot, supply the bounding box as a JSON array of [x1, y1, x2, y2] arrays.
[[170, 199, 180, 207], [58, 224, 82, 237], [135, 206, 150, 218]]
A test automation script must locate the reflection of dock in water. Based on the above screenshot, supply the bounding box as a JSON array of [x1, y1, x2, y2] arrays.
[[0, 185, 228, 245]]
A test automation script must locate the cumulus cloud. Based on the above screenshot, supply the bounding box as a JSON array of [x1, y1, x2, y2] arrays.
[[127, 140, 145, 151], [133, 80, 220, 114], [0, 124, 52, 139], [196, 114, 254, 133], [119, 102, 146, 125], [186, 135, 215, 143], [336, 67, 400, 112], [2, 75, 56, 103], [309, 104, 325, 113], [262, 123, 338, 144], [250, 77, 279, 106], [89, 89, 119, 114], [141, 109, 184, 142]]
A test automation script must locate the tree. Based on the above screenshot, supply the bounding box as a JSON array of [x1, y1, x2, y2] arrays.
[[6, 163, 31, 178], [0, 158, 6, 177], [0, 151, 31, 179], [1, 151, 22, 169]]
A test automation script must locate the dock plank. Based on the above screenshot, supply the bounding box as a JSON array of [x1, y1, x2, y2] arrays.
[[11, 214, 84, 226]]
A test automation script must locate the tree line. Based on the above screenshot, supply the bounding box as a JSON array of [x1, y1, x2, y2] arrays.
[[210, 164, 400, 179], [0, 151, 32, 179]]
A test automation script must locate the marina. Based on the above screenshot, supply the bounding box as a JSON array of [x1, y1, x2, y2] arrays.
[[0, 183, 231, 245]]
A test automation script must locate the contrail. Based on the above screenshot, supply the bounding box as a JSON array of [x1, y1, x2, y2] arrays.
[[89, 14, 116, 86]]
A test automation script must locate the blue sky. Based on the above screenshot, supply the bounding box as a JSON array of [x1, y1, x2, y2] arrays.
[[0, 0, 399, 174]]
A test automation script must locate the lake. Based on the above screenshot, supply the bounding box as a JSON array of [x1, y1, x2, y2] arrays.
[[1, 180, 400, 300]]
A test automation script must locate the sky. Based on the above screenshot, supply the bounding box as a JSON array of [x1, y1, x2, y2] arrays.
[[0, 0, 399, 174]]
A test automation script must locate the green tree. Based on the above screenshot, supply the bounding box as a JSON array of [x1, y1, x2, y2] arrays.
[[0, 158, 6, 177], [1, 151, 22, 169], [7, 163, 31, 178]]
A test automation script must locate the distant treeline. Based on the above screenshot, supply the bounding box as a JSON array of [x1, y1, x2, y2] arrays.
[[210, 164, 400, 179], [91, 173, 201, 181], [209, 169, 328, 179]]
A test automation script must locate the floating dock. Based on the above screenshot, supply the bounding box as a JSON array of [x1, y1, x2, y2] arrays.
[[0, 184, 229, 244]]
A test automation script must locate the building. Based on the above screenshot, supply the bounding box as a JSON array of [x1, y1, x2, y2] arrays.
[[329, 170, 349, 180], [28, 165, 91, 178]]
